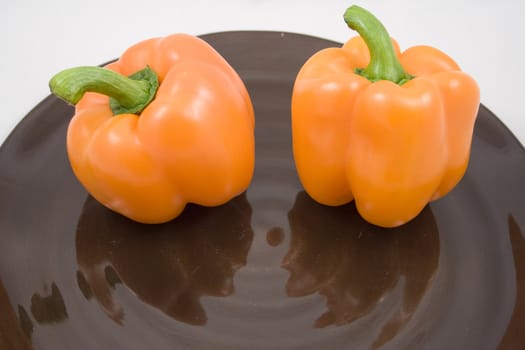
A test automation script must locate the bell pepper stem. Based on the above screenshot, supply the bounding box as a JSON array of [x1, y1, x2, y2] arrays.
[[344, 5, 412, 84], [49, 66, 158, 115]]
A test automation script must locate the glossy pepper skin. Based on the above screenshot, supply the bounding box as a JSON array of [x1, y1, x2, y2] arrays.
[[50, 34, 254, 224], [291, 6, 480, 227]]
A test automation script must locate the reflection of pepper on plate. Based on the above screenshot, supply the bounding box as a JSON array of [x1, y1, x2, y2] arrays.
[[282, 191, 439, 348], [0, 279, 33, 349], [75, 194, 253, 326], [499, 215, 525, 350]]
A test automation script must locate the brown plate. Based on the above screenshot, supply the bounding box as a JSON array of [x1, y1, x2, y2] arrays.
[[1, 31, 524, 350]]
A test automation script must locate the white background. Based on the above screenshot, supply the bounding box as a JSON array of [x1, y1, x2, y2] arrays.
[[2, 0, 524, 145]]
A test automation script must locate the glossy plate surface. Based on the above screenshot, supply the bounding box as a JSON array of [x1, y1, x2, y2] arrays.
[[1, 31, 524, 350]]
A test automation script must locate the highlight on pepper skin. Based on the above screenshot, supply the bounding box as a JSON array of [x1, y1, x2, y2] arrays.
[[49, 33, 255, 224], [291, 5, 480, 227]]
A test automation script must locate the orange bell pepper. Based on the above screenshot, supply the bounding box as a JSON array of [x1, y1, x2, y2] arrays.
[[291, 5, 480, 227], [50, 34, 254, 224]]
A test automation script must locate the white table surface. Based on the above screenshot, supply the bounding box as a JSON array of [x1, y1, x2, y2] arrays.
[[2, 0, 524, 146]]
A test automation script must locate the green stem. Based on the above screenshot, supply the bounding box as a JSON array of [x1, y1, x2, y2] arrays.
[[344, 5, 412, 84], [49, 66, 158, 115]]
